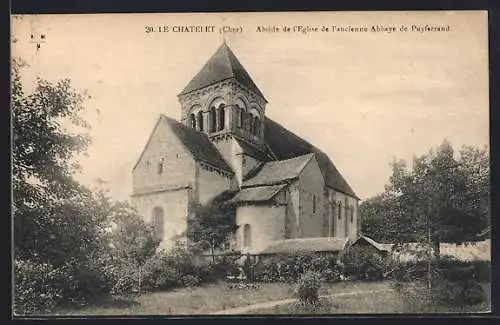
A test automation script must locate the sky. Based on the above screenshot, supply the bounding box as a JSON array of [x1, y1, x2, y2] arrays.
[[11, 11, 489, 202]]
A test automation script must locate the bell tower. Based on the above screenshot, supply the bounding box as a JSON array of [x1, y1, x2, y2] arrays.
[[177, 42, 268, 150]]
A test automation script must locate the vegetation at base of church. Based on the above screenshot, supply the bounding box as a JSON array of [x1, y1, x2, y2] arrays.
[[187, 192, 237, 263], [136, 244, 241, 292], [339, 246, 389, 281], [241, 253, 343, 283]]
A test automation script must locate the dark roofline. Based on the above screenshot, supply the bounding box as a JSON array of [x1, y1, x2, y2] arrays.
[[242, 153, 315, 188], [132, 115, 234, 174]]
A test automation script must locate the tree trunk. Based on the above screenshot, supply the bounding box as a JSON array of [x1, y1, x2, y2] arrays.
[[432, 233, 440, 259], [427, 214, 432, 291]]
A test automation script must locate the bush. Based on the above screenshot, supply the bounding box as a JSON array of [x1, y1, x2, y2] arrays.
[[14, 259, 66, 315], [294, 270, 322, 304], [392, 256, 488, 308], [180, 274, 201, 287], [253, 259, 280, 282], [340, 246, 388, 281], [470, 260, 491, 282], [310, 254, 342, 283]]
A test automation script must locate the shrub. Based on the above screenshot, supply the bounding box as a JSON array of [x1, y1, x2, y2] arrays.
[[241, 256, 256, 282], [392, 256, 488, 309], [294, 270, 322, 304], [14, 259, 66, 315], [253, 259, 280, 282], [470, 260, 491, 282], [340, 246, 388, 281], [180, 274, 201, 287], [310, 254, 342, 283]]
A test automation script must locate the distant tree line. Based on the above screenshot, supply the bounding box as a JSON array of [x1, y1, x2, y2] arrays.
[[360, 140, 489, 255]]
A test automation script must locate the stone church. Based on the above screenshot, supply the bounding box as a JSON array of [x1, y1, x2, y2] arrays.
[[131, 42, 360, 254]]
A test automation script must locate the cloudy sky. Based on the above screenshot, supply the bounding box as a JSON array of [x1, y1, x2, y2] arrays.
[[11, 11, 489, 201]]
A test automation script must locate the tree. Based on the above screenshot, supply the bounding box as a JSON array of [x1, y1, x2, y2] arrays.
[[108, 201, 160, 265], [359, 192, 402, 243], [382, 140, 489, 290], [12, 58, 110, 266], [187, 191, 237, 262]]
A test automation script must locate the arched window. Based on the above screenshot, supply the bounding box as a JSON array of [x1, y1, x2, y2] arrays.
[[209, 107, 216, 133], [337, 202, 342, 219], [197, 111, 204, 131], [330, 203, 336, 237], [313, 195, 317, 214], [243, 224, 251, 248], [152, 206, 164, 241], [235, 105, 242, 127], [189, 113, 196, 129], [254, 118, 261, 136], [239, 108, 244, 129], [217, 104, 225, 131]]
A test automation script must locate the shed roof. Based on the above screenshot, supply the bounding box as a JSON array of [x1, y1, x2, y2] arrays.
[[242, 153, 315, 187], [230, 184, 287, 203]]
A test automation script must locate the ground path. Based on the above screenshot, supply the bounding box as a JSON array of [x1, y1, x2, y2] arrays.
[[210, 289, 390, 315]]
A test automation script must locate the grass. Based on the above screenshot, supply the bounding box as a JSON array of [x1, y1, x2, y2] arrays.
[[248, 281, 491, 315], [49, 281, 295, 315], [46, 280, 491, 316]]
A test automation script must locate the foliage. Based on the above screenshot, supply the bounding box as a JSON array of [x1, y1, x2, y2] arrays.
[[359, 193, 402, 243], [187, 191, 237, 261], [12, 59, 165, 313], [340, 246, 388, 281], [14, 259, 66, 315], [391, 256, 488, 308], [294, 270, 322, 304], [108, 201, 160, 265], [361, 140, 489, 250], [12, 58, 105, 266]]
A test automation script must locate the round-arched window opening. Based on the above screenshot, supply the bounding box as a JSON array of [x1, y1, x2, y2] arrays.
[[152, 206, 164, 240], [217, 103, 225, 131], [243, 224, 252, 248]]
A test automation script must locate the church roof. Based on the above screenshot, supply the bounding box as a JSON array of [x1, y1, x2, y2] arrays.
[[230, 184, 287, 204], [242, 153, 315, 188], [258, 237, 349, 255], [133, 115, 233, 172], [264, 118, 359, 199], [162, 115, 233, 172], [234, 137, 274, 161], [179, 42, 266, 100]]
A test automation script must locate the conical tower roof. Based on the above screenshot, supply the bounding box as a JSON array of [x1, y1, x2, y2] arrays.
[[179, 42, 266, 101]]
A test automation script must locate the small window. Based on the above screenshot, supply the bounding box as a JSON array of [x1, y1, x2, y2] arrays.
[[224, 242, 230, 250], [189, 113, 196, 129], [350, 206, 354, 223], [337, 202, 342, 219], [313, 195, 316, 214], [158, 158, 164, 174]]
